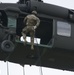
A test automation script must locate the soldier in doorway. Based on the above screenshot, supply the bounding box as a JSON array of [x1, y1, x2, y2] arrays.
[[22, 10, 40, 50]]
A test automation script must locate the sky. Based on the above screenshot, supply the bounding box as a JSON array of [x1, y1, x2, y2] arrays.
[[0, 0, 74, 75], [44, 0, 74, 9]]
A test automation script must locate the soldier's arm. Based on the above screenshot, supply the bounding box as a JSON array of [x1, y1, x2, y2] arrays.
[[23, 16, 27, 24], [34, 17, 40, 29]]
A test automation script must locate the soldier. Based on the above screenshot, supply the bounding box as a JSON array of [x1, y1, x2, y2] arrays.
[[22, 10, 40, 50]]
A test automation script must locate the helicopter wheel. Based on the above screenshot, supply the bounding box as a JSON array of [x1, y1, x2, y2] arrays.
[[1, 40, 15, 52]]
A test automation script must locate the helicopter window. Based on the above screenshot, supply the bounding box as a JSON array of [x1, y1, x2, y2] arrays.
[[57, 21, 71, 37], [8, 17, 16, 28]]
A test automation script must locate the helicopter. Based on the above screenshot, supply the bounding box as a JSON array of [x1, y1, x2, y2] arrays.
[[0, 0, 74, 71]]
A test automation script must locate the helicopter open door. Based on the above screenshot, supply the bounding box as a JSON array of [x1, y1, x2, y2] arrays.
[[16, 15, 53, 46]]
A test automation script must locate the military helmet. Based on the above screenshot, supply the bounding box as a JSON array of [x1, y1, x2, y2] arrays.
[[32, 10, 37, 15]]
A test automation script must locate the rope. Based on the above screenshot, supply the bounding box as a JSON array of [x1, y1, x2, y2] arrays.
[[35, 36, 46, 65], [39, 67, 43, 75], [7, 61, 9, 75], [23, 65, 25, 75], [34, 37, 43, 75]]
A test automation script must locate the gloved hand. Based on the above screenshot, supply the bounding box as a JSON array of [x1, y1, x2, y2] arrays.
[[34, 26, 37, 29]]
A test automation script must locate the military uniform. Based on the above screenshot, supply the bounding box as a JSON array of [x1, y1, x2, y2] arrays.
[[22, 11, 40, 50]]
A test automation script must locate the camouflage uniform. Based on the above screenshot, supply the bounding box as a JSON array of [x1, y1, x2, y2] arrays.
[[22, 11, 40, 50]]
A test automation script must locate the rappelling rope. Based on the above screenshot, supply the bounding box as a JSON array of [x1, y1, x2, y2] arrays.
[[7, 61, 9, 75], [23, 65, 25, 75], [34, 36, 43, 75]]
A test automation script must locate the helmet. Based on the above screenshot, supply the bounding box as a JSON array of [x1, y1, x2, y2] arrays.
[[32, 11, 37, 15]]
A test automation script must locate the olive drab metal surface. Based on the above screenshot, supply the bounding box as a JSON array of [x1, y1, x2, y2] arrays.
[[0, 0, 74, 71]]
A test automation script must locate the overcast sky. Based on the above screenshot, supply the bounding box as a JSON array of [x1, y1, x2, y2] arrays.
[[0, 0, 74, 75]]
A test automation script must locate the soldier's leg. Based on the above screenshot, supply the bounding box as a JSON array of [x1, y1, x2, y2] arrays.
[[30, 30, 35, 50], [22, 33, 26, 43], [22, 27, 27, 43]]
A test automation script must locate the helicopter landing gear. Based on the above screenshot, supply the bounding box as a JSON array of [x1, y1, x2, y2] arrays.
[[1, 40, 15, 52], [1, 30, 15, 53]]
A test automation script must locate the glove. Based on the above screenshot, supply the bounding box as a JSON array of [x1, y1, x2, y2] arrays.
[[34, 26, 37, 29]]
